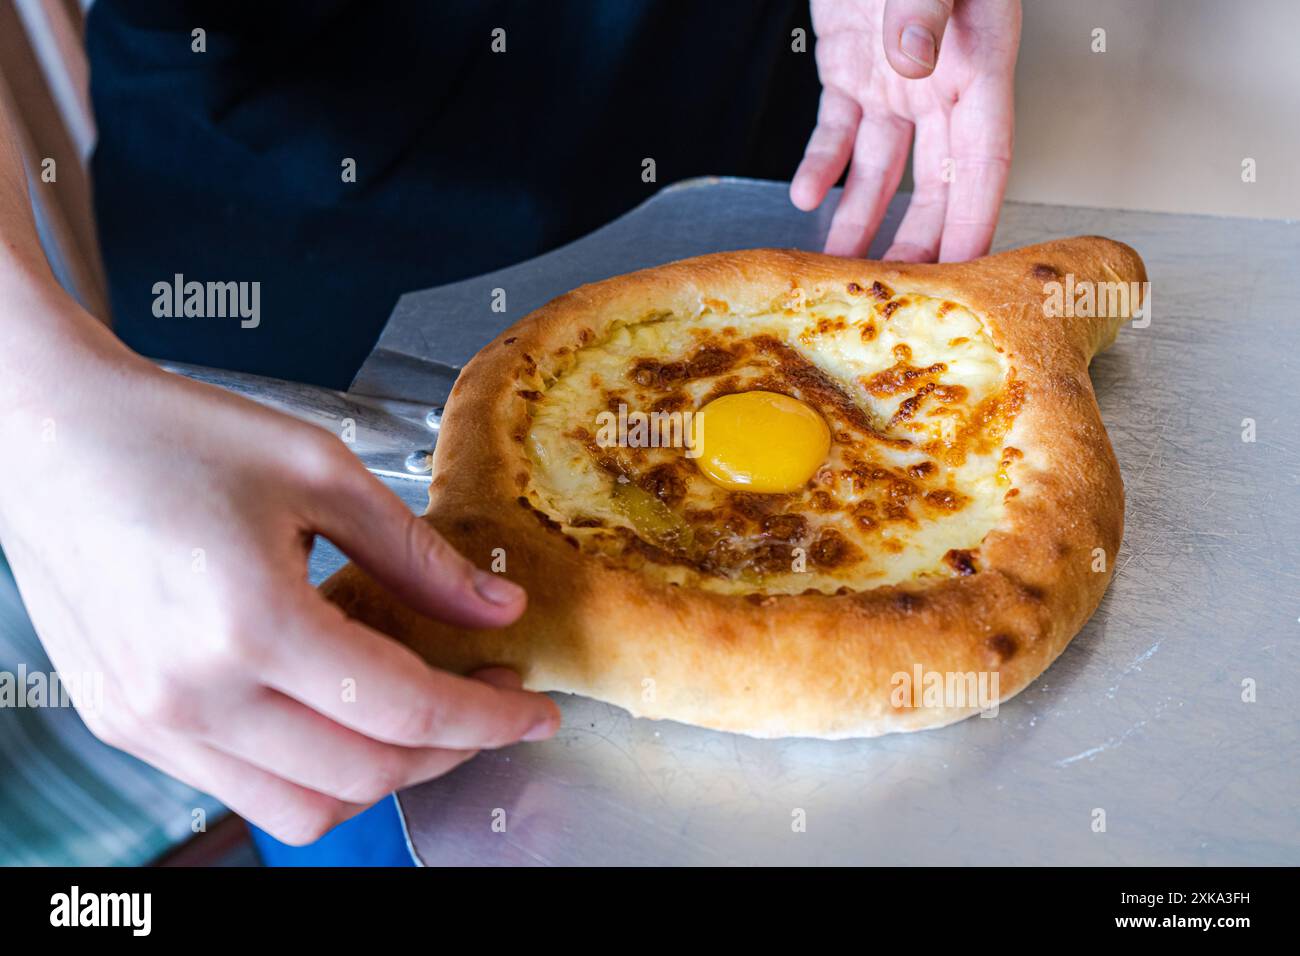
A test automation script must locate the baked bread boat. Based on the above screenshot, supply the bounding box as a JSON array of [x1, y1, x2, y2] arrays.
[[323, 238, 1146, 738]]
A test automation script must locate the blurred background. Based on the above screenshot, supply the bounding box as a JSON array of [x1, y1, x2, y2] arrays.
[[1008, 0, 1298, 219]]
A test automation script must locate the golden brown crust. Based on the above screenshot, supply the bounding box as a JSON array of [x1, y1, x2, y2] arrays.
[[322, 238, 1146, 738]]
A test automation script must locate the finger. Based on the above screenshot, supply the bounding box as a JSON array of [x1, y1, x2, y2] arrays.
[[469, 666, 524, 691], [129, 732, 367, 847], [310, 460, 525, 630], [884, 111, 951, 262], [882, 0, 955, 79], [790, 87, 862, 212], [263, 595, 561, 750], [202, 687, 479, 805], [822, 112, 913, 258], [938, 75, 1014, 262]]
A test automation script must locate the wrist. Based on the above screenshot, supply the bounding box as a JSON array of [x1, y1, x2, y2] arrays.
[[0, 277, 147, 432]]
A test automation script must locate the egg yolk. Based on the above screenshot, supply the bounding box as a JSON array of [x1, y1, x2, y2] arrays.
[[694, 391, 831, 493]]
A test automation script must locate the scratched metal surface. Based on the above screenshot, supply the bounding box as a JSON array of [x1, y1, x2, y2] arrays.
[[328, 178, 1300, 865]]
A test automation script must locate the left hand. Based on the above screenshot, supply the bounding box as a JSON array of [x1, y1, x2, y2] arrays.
[[791, 0, 1022, 262]]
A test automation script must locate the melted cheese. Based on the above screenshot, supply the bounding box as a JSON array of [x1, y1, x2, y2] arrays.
[[524, 290, 1019, 595]]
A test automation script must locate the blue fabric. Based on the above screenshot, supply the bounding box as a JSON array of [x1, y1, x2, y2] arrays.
[[250, 795, 415, 867]]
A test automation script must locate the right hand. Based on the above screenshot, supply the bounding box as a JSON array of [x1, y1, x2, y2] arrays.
[[0, 299, 560, 845], [791, 0, 1022, 262]]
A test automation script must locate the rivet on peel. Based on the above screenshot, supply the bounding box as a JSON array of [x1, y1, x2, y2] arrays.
[[405, 449, 433, 474]]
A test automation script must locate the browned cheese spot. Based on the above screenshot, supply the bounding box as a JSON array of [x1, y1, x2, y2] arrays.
[[810, 528, 859, 568], [863, 355, 947, 399], [638, 462, 689, 506], [761, 513, 808, 541], [924, 488, 968, 512]]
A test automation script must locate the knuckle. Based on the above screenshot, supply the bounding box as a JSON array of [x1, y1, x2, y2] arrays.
[[407, 519, 461, 579], [338, 758, 404, 805], [292, 429, 355, 489], [127, 680, 205, 734], [381, 697, 448, 746], [203, 621, 266, 672]]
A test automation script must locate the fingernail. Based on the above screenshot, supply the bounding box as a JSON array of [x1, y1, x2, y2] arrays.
[[522, 713, 558, 742], [901, 25, 936, 69], [473, 570, 524, 606]]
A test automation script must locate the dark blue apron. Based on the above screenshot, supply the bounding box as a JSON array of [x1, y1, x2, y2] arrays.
[[88, 0, 818, 388]]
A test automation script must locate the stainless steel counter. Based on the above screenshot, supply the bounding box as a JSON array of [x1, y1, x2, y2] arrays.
[[309, 179, 1299, 865]]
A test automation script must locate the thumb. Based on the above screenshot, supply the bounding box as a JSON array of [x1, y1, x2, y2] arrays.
[[309, 457, 525, 629], [882, 0, 954, 79]]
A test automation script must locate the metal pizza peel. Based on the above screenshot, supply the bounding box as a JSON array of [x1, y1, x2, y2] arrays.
[[169, 178, 1300, 865]]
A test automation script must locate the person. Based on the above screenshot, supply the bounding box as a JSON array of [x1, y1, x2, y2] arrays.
[[0, 0, 1020, 864]]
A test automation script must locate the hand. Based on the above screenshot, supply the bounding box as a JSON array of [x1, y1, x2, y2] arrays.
[[792, 0, 1022, 262], [0, 310, 560, 845]]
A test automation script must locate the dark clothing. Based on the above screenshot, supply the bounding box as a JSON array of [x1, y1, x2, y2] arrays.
[[87, 0, 818, 388]]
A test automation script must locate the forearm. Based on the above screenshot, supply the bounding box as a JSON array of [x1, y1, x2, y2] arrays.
[[0, 97, 141, 419], [0, 85, 57, 292]]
